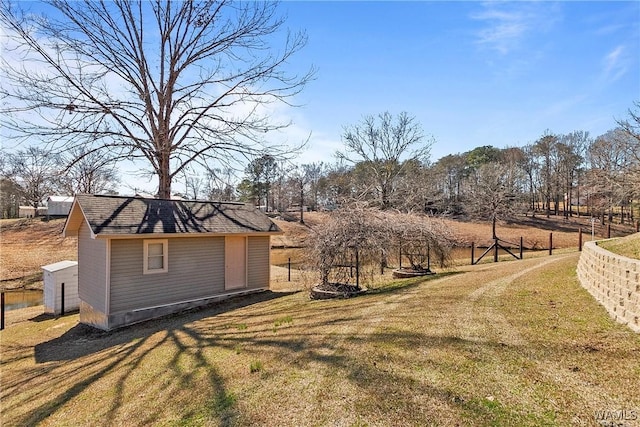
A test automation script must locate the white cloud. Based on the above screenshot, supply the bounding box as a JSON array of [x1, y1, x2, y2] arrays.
[[602, 45, 628, 83], [471, 2, 561, 55]]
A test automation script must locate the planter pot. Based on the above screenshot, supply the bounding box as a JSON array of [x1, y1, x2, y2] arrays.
[[392, 268, 435, 279]]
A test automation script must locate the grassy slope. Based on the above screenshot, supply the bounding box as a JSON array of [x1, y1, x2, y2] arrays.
[[0, 218, 76, 289], [2, 253, 639, 426], [598, 232, 640, 260]]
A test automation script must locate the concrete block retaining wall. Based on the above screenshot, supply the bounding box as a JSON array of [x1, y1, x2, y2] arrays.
[[577, 240, 640, 333]]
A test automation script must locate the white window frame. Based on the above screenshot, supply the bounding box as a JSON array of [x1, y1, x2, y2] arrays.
[[143, 239, 169, 275]]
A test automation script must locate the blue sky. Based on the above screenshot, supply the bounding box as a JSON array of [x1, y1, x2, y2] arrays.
[[2, 1, 638, 194], [277, 1, 640, 164]]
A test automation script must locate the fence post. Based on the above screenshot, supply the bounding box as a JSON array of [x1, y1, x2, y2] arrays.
[[636, 220, 639, 233], [288, 258, 291, 282], [578, 228, 583, 251], [355, 248, 360, 289], [549, 233, 553, 256], [61, 282, 65, 316], [471, 242, 475, 265], [1, 292, 5, 330], [350, 254, 354, 278], [520, 237, 523, 259], [607, 224, 611, 239]]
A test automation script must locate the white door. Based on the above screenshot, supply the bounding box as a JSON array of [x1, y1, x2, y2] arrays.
[[225, 236, 247, 290]]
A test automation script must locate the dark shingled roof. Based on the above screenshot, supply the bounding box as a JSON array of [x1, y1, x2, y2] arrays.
[[71, 194, 281, 236]]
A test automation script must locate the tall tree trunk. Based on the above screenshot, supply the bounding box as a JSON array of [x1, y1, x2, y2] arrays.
[[158, 151, 172, 199]]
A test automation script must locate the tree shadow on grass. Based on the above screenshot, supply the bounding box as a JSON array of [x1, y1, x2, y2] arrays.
[[7, 291, 295, 427], [7, 272, 564, 427], [34, 290, 294, 363], [366, 271, 463, 296]]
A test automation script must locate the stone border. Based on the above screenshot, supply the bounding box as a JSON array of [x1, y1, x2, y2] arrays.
[[310, 285, 367, 300], [392, 268, 435, 279], [577, 240, 640, 333]]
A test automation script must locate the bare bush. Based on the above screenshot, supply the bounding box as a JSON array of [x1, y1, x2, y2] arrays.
[[391, 212, 457, 271], [307, 206, 457, 290]]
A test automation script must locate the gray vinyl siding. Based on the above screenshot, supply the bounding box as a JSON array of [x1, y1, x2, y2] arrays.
[[247, 236, 270, 289], [109, 237, 225, 313], [78, 221, 107, 312]]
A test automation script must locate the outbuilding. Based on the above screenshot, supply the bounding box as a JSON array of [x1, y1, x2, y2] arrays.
[[46, 196, 74, 217], [19, 206, 47, 218], [63, 194, 282, 331], [42, 260, 79, 315]]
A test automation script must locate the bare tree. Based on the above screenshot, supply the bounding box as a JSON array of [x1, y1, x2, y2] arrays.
[[302, 162, 325, 211], [204, 167, 236, 201], [465, 162, 523, 239], [587, 129, 632, 223], [616, 101, 640, 217], [58, 146, 119, 195], [7, 146, 61, 211], [338, 112, 432, 209], [1, 0, 314, 198], [0, 177, 22, 218]]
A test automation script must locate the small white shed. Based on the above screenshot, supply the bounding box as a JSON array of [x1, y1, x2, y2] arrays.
[[42, 260, 79, 315]]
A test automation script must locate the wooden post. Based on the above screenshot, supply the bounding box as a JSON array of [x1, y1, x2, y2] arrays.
[[493, 238, 499, 263], [288, 258, 291, 282], [636, 220, 640, 233], [350, 254, 354, 278], [355, 248, 360, 289], [519, 237, 523, 259], [61, 282, 65, 316], [399, 245, 402, 270], [549, 233, 553, 256], [471, 242, 475, 265], [578, 228, 583, 251], [1, 292, 4, 330], [380, 250, 384, 275], [607, 224, 611, 239]]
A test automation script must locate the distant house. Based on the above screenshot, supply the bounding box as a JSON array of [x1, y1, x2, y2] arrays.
[[46, 196, 74, 217], [19, 206, 47, 218], [63, 194, 282, 331]]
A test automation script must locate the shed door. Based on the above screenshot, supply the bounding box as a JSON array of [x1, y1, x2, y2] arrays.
[[225, 236, 247, 290]]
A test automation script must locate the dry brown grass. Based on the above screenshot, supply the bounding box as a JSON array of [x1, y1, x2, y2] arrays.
[[1, 254, 639, 426], [0, 218, 77, 290], [273, 212, 636, 251]]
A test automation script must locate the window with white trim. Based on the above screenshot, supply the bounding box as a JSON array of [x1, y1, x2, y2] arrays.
[[143, 239, 168, 274]]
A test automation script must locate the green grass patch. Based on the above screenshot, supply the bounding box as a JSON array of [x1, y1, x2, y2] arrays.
[[249, 360, 264, 373]]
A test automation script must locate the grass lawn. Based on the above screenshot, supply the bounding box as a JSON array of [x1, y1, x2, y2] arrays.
[[1, 253, 639, 426], [598, 232, 640, 260]]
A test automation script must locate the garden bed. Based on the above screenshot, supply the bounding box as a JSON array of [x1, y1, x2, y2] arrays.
[[310, 283, 367, 300]]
